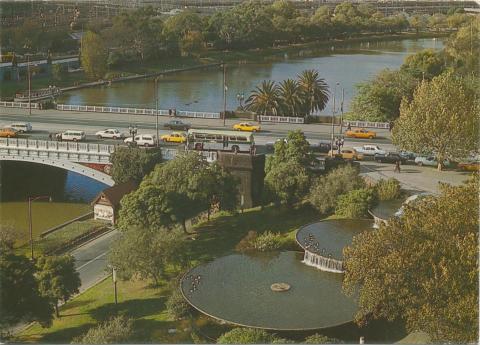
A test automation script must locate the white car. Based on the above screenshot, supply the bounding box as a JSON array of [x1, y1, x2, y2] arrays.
[[414, 156, 451, 167], [11, 122, 32, 133], [124, 134, 156, 147], [58, 130, 86, 142], [95, 128, 124, 139], [353, 144, 386, 156]]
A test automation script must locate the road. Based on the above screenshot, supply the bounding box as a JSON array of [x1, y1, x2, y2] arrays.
[[71, 229, 120, 292], [0, 108, 396, 151]]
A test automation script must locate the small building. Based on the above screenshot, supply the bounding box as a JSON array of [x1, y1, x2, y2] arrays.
[[91, 181, 137, 224]]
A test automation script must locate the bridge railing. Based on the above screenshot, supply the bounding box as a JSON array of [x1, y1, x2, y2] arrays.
[[259, 115, 305, 124], [0, 138, 115, 154], [343, 120, 390, 129], [56, 104, 221, 119], [0, 101, 39, 109]]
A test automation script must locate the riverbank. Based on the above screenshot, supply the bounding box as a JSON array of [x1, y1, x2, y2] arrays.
[[0, 31, 448, 100]]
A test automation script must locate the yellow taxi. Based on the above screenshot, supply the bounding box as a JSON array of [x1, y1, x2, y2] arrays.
[[160, 132, 186, 143], [345, 128, 376, 139], [458, 161, 480, 171], [328, 148, 364, 161], [0, 127, 18, 138], [233, 122, 261, 132]]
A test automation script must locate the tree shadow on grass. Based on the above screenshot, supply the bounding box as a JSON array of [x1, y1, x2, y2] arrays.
[[89, 297, 167, 322], [38, 323, 95, 344], [130, 318, 193, 343], [59, 299, 93, 315]]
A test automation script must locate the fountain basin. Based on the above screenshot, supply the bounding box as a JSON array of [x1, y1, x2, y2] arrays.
[[180, 251, 357, 330]]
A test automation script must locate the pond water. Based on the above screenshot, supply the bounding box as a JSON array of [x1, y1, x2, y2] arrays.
[[59, 38, 443, 115]]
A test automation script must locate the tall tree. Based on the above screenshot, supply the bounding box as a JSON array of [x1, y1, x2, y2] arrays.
[[278, 79, 302, 117], [400, 49, 444, 80], [245, 80, 281, 116], [36, 255, 81, 317], [80, 31, 107, 80], [110, 146, 162, 184], [297, 69, 330, 116], [343, 178, 479, 343], [392, 72, 479, 170], [265, 161, 310, 206]]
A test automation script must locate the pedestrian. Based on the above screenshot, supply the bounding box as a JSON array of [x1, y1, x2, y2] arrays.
[[394, 160, 401, 173], [347, 122, 351, 131], [48, 133, 53, 141]]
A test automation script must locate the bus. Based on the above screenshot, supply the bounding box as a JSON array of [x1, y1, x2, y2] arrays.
[[186, 129, 255, 154]]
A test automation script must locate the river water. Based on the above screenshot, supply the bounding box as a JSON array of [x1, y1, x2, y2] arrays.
[[59, 38, 443, 115]]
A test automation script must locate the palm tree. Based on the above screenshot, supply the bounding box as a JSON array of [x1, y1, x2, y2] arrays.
[[245, 80, 280, 116], [297, 69, 330, 116], [279, 79, 303, 117]]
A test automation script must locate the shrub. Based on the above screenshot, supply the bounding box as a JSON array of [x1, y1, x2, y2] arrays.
[[335, 188, 376, 218], [166, 288, 191, 320], [235, 231, 258, 252], [71, 316, 133, 344], [235, 231, 292, 252], [309, 165, 365, 214], [217, 328, 289, 344], [375, 178, 402, 201], [304, 333, 344, 344]]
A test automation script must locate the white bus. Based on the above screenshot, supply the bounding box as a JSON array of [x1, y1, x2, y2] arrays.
[[186, 129, 255, 154]]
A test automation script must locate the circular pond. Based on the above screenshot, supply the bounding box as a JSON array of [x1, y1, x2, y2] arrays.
[[181, 251, 358, 330], [369, 199, 405, 222], [296, 219, 373, 261]]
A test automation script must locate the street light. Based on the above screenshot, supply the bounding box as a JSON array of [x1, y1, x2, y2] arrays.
[[28, 195, 52, 260], [330, 82, 340, 157], [128, 124, 138, 146], [236, 93, 244, 110], [154, 77, 160, 147]]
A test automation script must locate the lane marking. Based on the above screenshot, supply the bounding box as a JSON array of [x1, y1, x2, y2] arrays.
[[76, 252, 108, 271]]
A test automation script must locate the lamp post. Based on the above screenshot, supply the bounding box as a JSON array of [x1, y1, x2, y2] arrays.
[[154, 77, 159, 147], [26, 54, 32, 116], [236, 93, 244, 110], [339, 87, 345, 134], [330, 82, 339, 157], [28, 195, 52, 260], [128, 124, 138, 146], [223, 63, 227, 127], [112, 266, 118, 305]]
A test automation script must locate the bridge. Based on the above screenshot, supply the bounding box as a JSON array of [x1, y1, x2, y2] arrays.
[[0, 138, 185, 187]]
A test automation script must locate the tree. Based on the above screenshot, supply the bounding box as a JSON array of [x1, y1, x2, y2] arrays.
[[108, 228, 188, 286], [343, 178, 479, 343], [51, 64, 66, 81], [304, 333, 343, 344], [217, 328, 289, 344], [0, 252, 53, 329], [445, 20, 479, 76], [163, 11, 203, 55], [110, 146, 162, 184], [36, 255, 81, 317], [266, 130, 315, 171], [166, 288, 191, 320], [265, 161, 310, 206], [392, 72, 479, 170], [408, 14, 428, 34], [309, 165, 364, 214], [335, 188, 376, 218], [278, 79, 303, 117], [400, 49, 444, 80], [71, 316, 133, 344], [81, 31, 107, 80], [348, 69, 418, 122], [375, 178, 402, 201], [297, 69, 330, 116], [0, 224, 20, 252], [245, 80, 281, 117], [180, 31, 205, 57]]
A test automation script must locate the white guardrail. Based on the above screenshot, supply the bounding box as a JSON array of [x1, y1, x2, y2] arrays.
[[259, 115, 305, 124], [0, 101, 39, 109], [343, 120, 390, 129], [56, 104, 220, 119]]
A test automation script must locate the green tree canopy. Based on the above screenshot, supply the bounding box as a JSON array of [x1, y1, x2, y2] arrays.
[[297, 69, 330, 115], [400, 49, 445, 80], [245, 80, 280, 116], [265, 161, 310, 206], [80, 31, 107, 80], [110, 146, 162, 184], [343, 178, 479, 343], [36, 255, 81, 317], [392, 72, 479, 170]]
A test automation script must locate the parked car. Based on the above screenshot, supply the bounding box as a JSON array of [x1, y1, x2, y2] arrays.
[[57, 130, 86, 142], [163, 120, 191, 131], [95, 128, 124, 139], [399, 151, 417, 161], [414, 156, 450, 167], [124, 134, 156, 147], [374, 152, 406, 164], [233, 122, 261, 132], [353, 144, 385, 156], [457, 161, 480, 171], [345, 128, 376, 139], [10, 122, 32, 133], [161, 132, 186, 143], [0, 127, 18, 138], [311, 141, 333, 154], [328, 148, 364, 161]]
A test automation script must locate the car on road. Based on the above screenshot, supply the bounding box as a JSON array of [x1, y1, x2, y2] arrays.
[[57, 130, 86, 142], [414, 156, 451, 167], [399, 151, 417, 161], [163, 120, 191, 131], [0, 127, 18, 138], [233, 122, 261, 132], [345, 128, 376, 139], [353, 144, 385, 156], [10, 122, 32, 133], [95, 128, 125, 139], [374, 152, 407, 164], [311, 141, 333, 154], [457, 161, 480, 171], [328, 148, 364, 161], [124, 134, 156, 147], [161, 132, 186, 143]]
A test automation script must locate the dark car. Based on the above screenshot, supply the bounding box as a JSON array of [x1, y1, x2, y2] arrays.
[[399, 150, 417, 161], [374, 152, 406, 164], [163, 120, 191, 131], [311, 141, 333, 154]]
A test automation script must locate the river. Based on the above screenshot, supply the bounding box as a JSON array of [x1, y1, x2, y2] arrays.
[[58, 38, 443, 115]]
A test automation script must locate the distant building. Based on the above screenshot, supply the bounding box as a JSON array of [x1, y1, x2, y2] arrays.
[[91, 181, 137, 224]]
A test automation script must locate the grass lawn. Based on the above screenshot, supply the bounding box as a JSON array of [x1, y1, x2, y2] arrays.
[[15, 205, 319, 343]]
